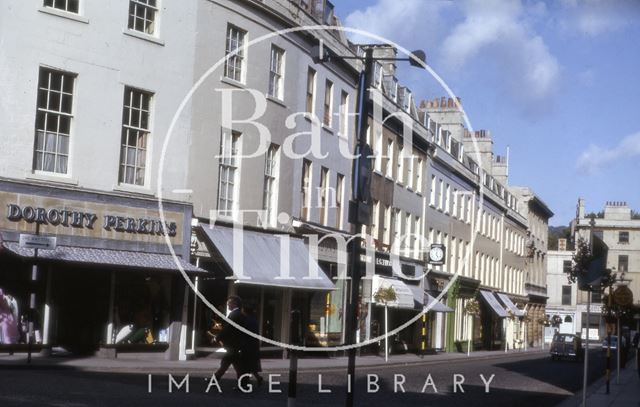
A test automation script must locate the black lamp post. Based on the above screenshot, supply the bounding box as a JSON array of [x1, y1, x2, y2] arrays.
[[313, 43, 426, 407]]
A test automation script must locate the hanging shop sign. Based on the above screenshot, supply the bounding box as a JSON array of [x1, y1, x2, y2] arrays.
[[613, 286, 633, 307]]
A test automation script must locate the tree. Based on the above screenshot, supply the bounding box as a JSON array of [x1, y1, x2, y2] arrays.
[[567, 237, 590, 284], [373, 286, 397, 304]]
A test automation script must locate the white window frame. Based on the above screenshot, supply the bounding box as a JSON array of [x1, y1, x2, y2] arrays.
[[452, 189, 458, 218], [224, 24, 247, 83], [319, 166, 329, 225], [217, 130, 241, 219], [339, 90, 349, 137], [335, 173, 344, 230], [268, 45, 285, 100], [44, 0, 79, 13], [371, 200, 380, 240], [393, 209, 402, 254], [397, 145, 404, 184], [119, 86, 153, 186], [445, 184, 451, 214], [414, 216, 421, 259], [415, 158, 422, 194], [404, 212, 412, 257], [429, 175, 436, 206], [262, 144, 279, 227], [385, 139, 394, 178], [128, 0, 158, 35], [301, 159, 312, 221], [374, 128, 382, 172], [323, 79, 333, 127], [306, 67, 316, 115], [383, 205, 391, 246], [33, 67, 75, 175]]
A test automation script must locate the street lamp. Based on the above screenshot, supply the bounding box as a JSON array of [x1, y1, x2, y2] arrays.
[[313, 43, 426, 407]]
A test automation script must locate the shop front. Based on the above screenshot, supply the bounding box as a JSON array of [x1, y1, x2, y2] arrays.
[[497, 292, 526, 350], [0, 180, 201, 359], [478, 290, 507, 350], [193, 223, 335, 356]]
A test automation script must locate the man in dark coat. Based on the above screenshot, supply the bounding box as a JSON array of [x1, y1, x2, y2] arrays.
[[241, 304, 263, 387], [214, 296, 246, 381]]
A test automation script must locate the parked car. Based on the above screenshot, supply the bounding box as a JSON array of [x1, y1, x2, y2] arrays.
[[550, 333, 584, 362]]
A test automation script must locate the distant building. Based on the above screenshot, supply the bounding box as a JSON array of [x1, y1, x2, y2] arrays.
[[570, 199, 640, 340], [546, 241, 578, 342], [511, 187, 554, 347]]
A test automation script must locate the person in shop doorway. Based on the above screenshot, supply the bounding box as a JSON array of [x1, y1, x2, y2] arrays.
[[214, 296, 247, 387], [241, 303, 263, 387]]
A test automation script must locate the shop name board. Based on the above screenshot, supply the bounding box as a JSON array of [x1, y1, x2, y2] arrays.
[[6, 204, 177, 237], [375, 257, 392, 267]]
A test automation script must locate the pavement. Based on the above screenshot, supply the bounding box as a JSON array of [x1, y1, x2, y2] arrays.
[[556, 350, 640, 407], [2, 347, 631, 407], [0, 347, 548, 375]]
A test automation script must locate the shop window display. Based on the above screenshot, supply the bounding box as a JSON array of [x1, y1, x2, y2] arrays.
[[0, 288, 20, 344], [112, 274, 171, 345]]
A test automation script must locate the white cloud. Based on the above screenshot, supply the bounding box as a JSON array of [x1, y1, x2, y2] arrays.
[[346, 0, 561, 114], [344, 0, 450, 53], [439, 0, 560, 111], [560, 0, 640, 36], [576, 132, 640, 174]]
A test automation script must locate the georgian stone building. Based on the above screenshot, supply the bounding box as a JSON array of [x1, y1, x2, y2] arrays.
[[570, 199, 640, 340], [0, 0, 554, 358], [422, 98, 545, 351]]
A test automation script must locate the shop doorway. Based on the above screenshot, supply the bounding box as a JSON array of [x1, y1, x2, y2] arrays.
[[51, 266, 110, 354]]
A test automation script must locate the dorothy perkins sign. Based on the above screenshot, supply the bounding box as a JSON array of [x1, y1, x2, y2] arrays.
[[6, 203, 177, 237], [0, 191, 182, 243]]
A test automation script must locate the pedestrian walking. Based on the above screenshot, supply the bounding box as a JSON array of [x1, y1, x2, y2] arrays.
[[241, 303, 263, 387], [214, 296, 247, 384]]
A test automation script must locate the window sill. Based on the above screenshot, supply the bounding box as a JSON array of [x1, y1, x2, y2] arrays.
[[220, 77, 246, 89], [113, 183, 155, 197], [38, 7, 89, 24], [26, 171, 79, 186], [123, 29, 164, 46], [266, 95, 287, 108]]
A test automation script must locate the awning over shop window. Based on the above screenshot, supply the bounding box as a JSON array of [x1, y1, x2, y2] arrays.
[[405, 284, 452, 312], [479, 290, 508, 318], [497, 293, 525, 317], [1, 242, 205, 273], [200, 225, 334, 291], [372, 275, 415, 309], [424, 293, 454, 313]]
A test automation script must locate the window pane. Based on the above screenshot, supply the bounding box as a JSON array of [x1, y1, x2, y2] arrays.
[[56, 155, 68, 173]]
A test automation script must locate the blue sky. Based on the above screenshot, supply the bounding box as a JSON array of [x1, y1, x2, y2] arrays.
[[336, 0, 640, 226]]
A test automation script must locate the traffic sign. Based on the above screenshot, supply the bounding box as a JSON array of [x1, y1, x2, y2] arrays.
[[19, 234, 57, 250]]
